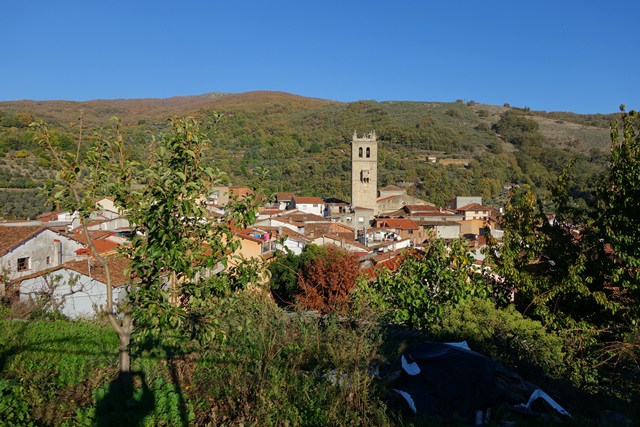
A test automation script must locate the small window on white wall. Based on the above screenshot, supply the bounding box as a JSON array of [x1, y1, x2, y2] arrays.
[[17, 257, 30, 272], [358, 216, 365, 223]]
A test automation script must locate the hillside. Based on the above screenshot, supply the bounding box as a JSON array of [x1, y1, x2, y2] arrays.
[[0, 91, 616, 218]]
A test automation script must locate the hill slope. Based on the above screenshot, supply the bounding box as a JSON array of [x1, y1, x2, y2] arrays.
[[0, 91, 615, 218]]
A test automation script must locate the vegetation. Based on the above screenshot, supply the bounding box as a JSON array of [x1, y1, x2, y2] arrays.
[[0, 92, 613, 218], [0, 100, 638, 425]]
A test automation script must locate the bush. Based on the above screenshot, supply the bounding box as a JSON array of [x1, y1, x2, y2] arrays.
[[0, 379, 35, 427], [431, 298, 567, 379], [189, 291, 390, 426]]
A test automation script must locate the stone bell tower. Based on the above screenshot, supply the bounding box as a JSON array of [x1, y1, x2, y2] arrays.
[[351, 130, 378, 214]]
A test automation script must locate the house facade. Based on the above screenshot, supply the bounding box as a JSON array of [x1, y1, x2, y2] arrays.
[[290, 196, 325, 216], [14, 257, 129, 319], [0, 225, 85, 285]]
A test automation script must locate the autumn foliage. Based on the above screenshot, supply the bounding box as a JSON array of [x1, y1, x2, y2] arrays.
[[295, 245, 361, 314]]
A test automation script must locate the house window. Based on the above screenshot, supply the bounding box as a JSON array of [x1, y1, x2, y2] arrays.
[[346, 216, 352, 222], [17, 257, 30, 272], [313, 204, 318, 207], [358, 216, 365, 223], [46, 256, 51, 265], [358, 147, 363, 158], [366, 147, 370, 158]]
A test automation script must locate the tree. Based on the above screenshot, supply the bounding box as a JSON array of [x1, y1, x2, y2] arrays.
[[34, 115, 260, 383], [295, 245, 361, 314], [596, 106, 640, 322], [363, 239, 495, 329], [123, 117, 259, 348], [34, 117, 134, 384]]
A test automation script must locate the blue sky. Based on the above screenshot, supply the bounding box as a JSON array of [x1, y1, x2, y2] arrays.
[[1, 1, 637, 114]]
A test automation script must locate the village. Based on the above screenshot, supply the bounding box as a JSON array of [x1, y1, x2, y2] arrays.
[[0, 130, 509, 319]]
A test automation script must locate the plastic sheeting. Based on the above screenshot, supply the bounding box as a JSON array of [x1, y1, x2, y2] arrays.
[[392, 342, 570, 421]]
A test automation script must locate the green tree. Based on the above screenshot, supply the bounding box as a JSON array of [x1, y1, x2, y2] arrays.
[[34, 117, 135, 384], [360, 239, 495, 329], [124, 117, 260, 348], [34, 115, 260, 384], [596, 106, 640, 322]]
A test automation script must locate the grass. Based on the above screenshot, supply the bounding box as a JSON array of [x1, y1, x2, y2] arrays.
[[1, 293, 638, 426]]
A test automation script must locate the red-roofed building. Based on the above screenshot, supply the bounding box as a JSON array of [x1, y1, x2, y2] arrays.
[[455, 203, 492, 236], [11, 255, 130, 319], [0, 225, 85, 285], [371, 217, 424, 242], [456, 203, 491, 221]]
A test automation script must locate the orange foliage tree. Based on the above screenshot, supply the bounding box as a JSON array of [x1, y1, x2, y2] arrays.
[[295, 245, 361, 314]]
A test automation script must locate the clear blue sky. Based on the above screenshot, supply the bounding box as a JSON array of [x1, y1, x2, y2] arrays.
[[2, 1, 638, 114]]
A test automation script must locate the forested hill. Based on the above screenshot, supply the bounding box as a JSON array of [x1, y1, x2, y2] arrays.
[[0, 91, 616, 219]]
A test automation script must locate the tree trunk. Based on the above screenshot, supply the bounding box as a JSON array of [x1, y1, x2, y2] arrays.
[[117, 311, 133, 385]]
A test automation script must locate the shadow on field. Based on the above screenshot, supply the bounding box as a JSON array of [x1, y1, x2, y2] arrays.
[[95, 371, 154, 427]]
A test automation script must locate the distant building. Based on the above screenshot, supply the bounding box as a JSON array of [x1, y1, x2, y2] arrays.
[[450, 196, 483, 210], [290, 196, 325, 216], [351, 131, 378, 215]]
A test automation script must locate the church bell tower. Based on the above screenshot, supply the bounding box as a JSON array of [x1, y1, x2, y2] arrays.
[[351, 130, 378, 214]]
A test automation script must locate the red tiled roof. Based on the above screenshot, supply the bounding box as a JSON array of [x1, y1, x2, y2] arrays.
[[11, 255, 131, 288], [456, 203, 490, 211], [257, 226, 311, 242], [276, 192, 295, 202], [0, 225, 46, 257], [374, 218, 419, 230], [293, 196, 324, 204]]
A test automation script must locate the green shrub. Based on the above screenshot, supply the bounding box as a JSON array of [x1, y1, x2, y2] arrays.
[[0, 379, 35, 427], [190, 291, 390, 426], [431, 298, 566, 379]]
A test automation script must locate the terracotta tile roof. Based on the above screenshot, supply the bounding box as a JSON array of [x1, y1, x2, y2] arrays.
[[313, 233, 370, 252], [71, 230, 113, 244], [362, 252, 407, 280], [305, 222, 354, 237], [276, 192, 295, 202], [373, 218, 420, 230], [259, 208, 284, 216], [257, 226, 311, 242], [229, 186, 254, 198], [456, 203, 490, 211], [0, 225, 46, 257], [75, 238, 120, 255], [11, 255, 131, 288], [292, 196, 324, 204]]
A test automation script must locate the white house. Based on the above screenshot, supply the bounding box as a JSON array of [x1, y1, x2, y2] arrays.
[[290, 196, 325, 216], [0, 225, 86, 285], [14, 257, 129, 319]]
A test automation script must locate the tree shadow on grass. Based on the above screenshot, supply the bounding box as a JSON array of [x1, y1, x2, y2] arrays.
[[95, 371, 154, 427]]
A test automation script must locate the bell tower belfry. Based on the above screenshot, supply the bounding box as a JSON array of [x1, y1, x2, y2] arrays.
[[351, 130, 378, 215]]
